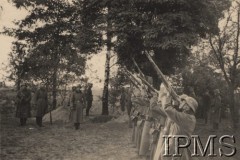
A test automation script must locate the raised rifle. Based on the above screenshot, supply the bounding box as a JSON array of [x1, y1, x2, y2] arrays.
[[145, 52, 180, 102], [123, 67, 157, 94]]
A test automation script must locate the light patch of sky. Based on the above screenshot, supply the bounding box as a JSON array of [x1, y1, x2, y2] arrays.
[[0, 0, 28, 83], [0, 1, 116, 89]]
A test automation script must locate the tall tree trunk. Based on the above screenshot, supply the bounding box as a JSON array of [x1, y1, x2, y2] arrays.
[[102, 48, 110, 115], [101, 6, 112, 115], [52, 65, 57, 110], [52, 51, 59, 110], [16, 75, 21, 91]]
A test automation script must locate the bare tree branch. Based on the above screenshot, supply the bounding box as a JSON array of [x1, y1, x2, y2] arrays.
[[209, 35, 231, 85], [109, 62, 118, 68]]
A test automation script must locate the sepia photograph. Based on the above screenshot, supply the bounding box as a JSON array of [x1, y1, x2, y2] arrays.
[[0, 0, 239, 160]]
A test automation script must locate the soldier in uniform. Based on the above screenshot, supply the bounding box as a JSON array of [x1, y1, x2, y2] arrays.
[[210, 89, 221, 130], [120, 87, 126, 112], [149, 91, 167, 160], [121, 85, 133, 127], [35, 85, 48, 127], [202, 89, 211, 124], [16, 83, 32, 126], [151, 91, 198, 160], [131, 85, 149, 152], [71, 85, 85, 130]]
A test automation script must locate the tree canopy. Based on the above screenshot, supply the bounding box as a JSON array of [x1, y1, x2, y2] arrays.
[[78, 0, 231, 88]]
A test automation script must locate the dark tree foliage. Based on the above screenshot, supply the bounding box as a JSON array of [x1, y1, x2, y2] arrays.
[[79, 0, 231, 89], [111, 0, 231, 72]]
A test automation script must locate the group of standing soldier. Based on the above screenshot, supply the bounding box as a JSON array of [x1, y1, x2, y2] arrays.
[[120, 81, 198, 160], [15, 83, 93, 130], [121, 79, 224, 159], [16, 83, 48, 127]]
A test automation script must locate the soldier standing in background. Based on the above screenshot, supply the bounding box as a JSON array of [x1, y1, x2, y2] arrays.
[[68, 86, 76, 121], [202, 89, 211, 124], [210, 89, 222, 130], [85, 83, 93, 116], [71, 85, 85, 130], [125, 85, 133, 128], [120, 87, 126, 112], [35, 85, 48, 127], [16, 83, 32, 126]]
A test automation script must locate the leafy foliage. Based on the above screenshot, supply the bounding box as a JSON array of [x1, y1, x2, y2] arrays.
[[79, 0, 231, 84]]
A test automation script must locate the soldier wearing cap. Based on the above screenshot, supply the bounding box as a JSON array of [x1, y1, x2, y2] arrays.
[[16, 83, 32, 126], [151, 92, 198, 160], [70, 85, 85, 130]]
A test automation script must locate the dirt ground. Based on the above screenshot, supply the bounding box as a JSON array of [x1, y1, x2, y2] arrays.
[[0, 88, 239, 160], [0, 114, 146, 160], [1, 113, 239, 160]]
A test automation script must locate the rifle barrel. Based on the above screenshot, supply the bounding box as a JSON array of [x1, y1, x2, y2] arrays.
[[145, 52, 179, 101], [124, 68, 157, 94]]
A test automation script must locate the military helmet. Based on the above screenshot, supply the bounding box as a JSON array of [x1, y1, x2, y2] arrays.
[[180, 94, 198, 113]]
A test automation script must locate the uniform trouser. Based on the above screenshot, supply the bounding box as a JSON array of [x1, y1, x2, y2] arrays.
[[149, 130, 160, 160], [20, 118, 27, 126], [86, 100, 92, 116], [74, 123, 80, 130], [36, 117, 43, 127], [139, 120, 152, 156], [132, 118, 138, 143], [136, 120, 144, 153]]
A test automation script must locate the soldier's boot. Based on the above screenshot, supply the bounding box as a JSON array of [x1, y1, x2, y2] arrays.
[[36, 117, 41, 127], [86, 107, 90, 116], [75, 123, 80, 130], [86, 110, 89, 116], [39, 117, 43, 127], [20, 118, 25, 126], [36, 117, 39, 126], [23, 118, 27, 126]]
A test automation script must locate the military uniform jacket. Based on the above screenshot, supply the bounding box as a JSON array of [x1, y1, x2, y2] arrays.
[[159, 105, 196, 160], [16, 89, 32, 118]]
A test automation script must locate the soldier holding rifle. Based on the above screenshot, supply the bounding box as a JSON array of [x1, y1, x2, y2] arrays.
[[151, 85, 198, 160], [131, 84, 150, 152], [143, 52, 198, 160]]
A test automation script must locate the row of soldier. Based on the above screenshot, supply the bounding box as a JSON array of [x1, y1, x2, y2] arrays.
[[15, 83, 93, 129], [120, 78, 199, 160]]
